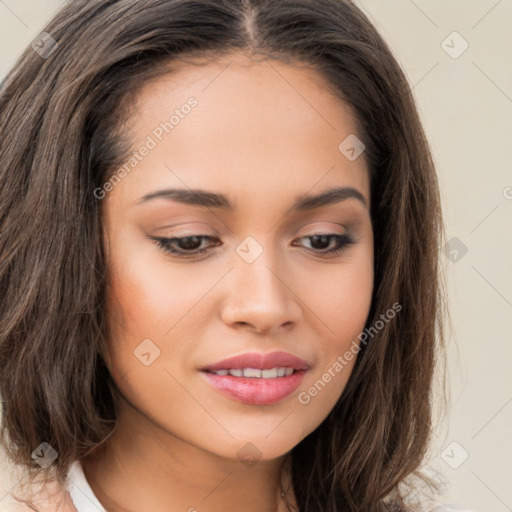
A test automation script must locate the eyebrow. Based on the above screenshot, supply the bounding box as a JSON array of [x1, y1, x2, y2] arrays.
[[134, 186, 368, 211]]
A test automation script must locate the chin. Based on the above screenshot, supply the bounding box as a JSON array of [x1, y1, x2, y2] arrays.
[[209, 431, 304, 464]]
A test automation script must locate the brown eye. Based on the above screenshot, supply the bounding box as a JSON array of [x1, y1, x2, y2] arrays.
[[148, 235, 220, 257], [292, 233, 356, 257]]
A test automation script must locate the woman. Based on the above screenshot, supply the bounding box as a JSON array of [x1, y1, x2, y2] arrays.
[[0, 0, 449, 510]]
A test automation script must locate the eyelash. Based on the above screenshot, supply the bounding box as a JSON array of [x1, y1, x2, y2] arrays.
[[148, 233, 356, 259]]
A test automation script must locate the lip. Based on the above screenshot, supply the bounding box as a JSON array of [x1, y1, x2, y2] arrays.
[[200, 351, 311, 405], [201, 351, 310, 372]]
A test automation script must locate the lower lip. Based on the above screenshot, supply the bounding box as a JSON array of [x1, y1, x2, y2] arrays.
[[200, 370, 307, 405]]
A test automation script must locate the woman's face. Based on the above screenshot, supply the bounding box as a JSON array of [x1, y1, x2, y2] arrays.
[[101, 54, 374, 462]]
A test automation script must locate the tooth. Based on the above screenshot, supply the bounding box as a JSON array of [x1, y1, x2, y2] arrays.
[[261, 368, 278, 378], [243, 368, 262, 378], [222, 367, 294, 378]]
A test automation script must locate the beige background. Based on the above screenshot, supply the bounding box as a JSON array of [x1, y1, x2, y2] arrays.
[[0, 1, 511, 511]]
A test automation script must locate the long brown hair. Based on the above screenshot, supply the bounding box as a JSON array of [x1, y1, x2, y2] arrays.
[[0, 1, 447, 510]]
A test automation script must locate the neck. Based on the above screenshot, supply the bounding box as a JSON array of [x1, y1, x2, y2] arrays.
[[81, 395, 297, 512]]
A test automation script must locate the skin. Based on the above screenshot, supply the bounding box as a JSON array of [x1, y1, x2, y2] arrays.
[[81, 52, 374, 512]]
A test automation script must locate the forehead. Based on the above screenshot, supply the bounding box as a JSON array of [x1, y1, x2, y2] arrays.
[[107, 53, 370, 209]]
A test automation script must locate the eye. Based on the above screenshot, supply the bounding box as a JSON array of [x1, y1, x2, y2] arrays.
[[292, 233, 356, 256], [148, 235, 219, 258], [147, 233, 356, 259]]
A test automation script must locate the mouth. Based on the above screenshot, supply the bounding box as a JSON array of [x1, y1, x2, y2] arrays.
[[204, 367, 298, 378], [199, 351, 310, 405]]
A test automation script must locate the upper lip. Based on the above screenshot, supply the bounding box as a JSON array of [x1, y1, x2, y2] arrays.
[[201, 351, 311, 372]]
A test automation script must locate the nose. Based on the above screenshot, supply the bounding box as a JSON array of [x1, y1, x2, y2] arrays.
[[220, 245, 302, 335]]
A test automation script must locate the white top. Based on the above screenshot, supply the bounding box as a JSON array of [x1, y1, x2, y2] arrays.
[[66, 461, 106, 512]]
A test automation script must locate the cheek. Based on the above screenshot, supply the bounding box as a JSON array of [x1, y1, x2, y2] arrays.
[[321, 269, 373, 329], [102, 235, 215, 381], [104, 229, 188, 336], [305, 246, 374, 345], [101, 231, 174, 376], [103, 259, 194, 410], [295, 249, 373, 420]]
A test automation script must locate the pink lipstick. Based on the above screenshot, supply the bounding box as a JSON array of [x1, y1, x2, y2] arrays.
[[200, 351, 310, 405]]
